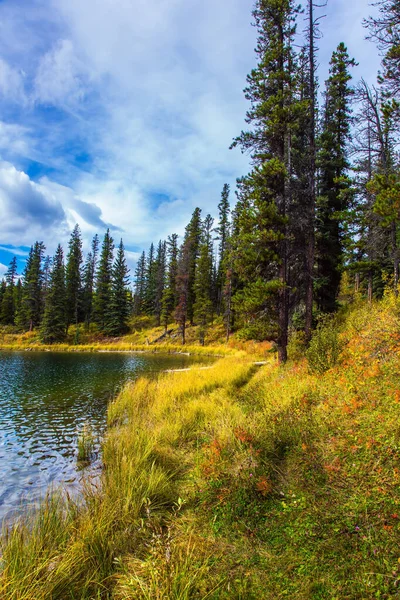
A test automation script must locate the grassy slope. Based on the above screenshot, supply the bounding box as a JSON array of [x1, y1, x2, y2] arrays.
[[1, 296, 400, 599]]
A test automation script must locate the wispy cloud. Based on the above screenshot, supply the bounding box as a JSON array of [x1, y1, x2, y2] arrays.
[[0, 0, 383, 267]]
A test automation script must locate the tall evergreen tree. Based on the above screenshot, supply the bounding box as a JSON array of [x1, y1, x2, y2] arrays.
[[175, 239, 190, 344], [231, 0, 300, 362], [40, 245, 67, 343], [193, 216, 214, 344], [65, 224, 83, 332], [316, 43, 356, 313], [82, 234, 99, 330], [144, 243, 157, 316], [94, 229, 114, 332], [16, 241, 45, 331], [0, 257, 18, 324], [185, 207, 202, 326], [105, 239, 130, 335], [215, 184, 231, 315], [161, 234, 179, 331], [154, 240, 167, 326], [133, 250, 147, 316]]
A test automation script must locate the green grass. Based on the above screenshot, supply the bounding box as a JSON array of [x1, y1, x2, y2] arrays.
[[1, 295, 400, 598]]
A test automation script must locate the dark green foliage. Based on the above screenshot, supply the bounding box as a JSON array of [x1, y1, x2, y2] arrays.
[[0, 257, 18, 325], [144, 243, 157, 315], [94, 230, 114, 332], [161, 234, 178, 330], [215, 184, 231, 315], [40, 245, 67, 343], [231, 0, 301, 362], [105, 239, 130, 336], [133, 250, 146, 316], [316, 44, 356, 313], [65, 225, 83, 332], [193, 215, 214, 344], [16, 242, 45, 331], [82, 234, 99, 331], [154, 240, 166, 326], [185, 208, 202, 326]]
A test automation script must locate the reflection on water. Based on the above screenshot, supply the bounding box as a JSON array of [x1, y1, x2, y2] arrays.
[[0, 351, 209, 522]]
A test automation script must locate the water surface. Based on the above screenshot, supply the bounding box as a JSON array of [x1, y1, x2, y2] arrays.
[[0, 350, 210, 522]]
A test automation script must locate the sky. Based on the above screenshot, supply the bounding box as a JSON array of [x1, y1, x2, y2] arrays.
[[0, 0, 381, 278]]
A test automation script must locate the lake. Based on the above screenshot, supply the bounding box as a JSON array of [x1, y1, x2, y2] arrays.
[[0, 350, 210, 523]]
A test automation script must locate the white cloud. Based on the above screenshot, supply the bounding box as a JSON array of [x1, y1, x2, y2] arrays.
[[0, 262, 7, 278], [0, 57, 25, 103], [34, 39, 89, 108], [0, 0, 386, 262]]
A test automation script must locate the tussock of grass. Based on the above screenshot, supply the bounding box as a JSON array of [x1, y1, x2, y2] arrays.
[[2, 295, 400, 598]]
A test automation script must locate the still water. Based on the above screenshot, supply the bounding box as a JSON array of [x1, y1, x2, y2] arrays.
[[0, 350, 209, 522]]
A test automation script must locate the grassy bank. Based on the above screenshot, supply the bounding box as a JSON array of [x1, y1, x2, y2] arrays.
[[0, 319, 270, 359], [1, 295, 400, 598]]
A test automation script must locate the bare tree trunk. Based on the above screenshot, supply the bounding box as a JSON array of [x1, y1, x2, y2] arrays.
[[368, 272, 373, 304], [305, 0, 316, 344], [355, 272, 360, 293], [393, 220, 399, 296]]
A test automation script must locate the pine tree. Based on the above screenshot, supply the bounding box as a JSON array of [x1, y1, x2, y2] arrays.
[[175, 239, 190, 344], [316, 43, 356, 313], [40, 245, 67, 343], [144, 243, 157, 316], [160, 234, 179, 331], [215, 184, 231, 315], [82, 234, 99, 330], [0, 257, 18, 324], [193, 215, 214, 344], [105, 239, 130, 336], [154, 240, 167, 326], [231, 0, 300, 362], [65, 224, 83, 332], [94, 229, 114, 332], [133, 251, 146, 316], [16, 241, 46, 331], [185, 208, 202, 326]]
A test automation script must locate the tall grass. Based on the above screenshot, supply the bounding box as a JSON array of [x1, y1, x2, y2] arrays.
[[2, 296, 400, 597]]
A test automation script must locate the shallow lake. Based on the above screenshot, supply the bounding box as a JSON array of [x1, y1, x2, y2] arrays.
[[0, 350, 211, 522]]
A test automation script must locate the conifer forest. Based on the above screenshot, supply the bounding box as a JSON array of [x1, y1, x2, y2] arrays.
[[0, 1, 399, 361]]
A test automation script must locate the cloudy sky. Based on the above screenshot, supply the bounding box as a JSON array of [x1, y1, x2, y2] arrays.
[[0, 0, 381, 277]]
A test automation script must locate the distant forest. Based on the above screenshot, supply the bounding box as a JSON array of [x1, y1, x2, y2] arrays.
[[1, 0, 400, 361]]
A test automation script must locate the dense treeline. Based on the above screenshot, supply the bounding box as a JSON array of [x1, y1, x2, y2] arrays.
[[0, 226, 131, 342], [1, 0, 400, 359]]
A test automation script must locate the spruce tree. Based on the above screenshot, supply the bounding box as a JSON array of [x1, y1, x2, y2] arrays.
[[82, 234, 99, 330], [316, 43, 356, 313], [161, 234, 179, 331], [0, 257, 18, 325], [94, 229, 114, 332], [175, 239, 190, 344], [16, 241, 45, 331], [105, 239, 130, 336], [231, 0, 300, 362], [40, 245, 67, 343], [215, 184, 231, 315], [133, 250, 146, 316], [185, 208, 202, 326], [65, 224, 83, 332], [144, 243, 157, 316], [193, 216, 214, 344], [154, 240, 167, 326]]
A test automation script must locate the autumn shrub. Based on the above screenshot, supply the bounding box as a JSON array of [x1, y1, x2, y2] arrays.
[[306, 316, 343, 373]]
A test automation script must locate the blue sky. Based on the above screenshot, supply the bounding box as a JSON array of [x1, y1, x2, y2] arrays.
[[0, 0, 381, 277]]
